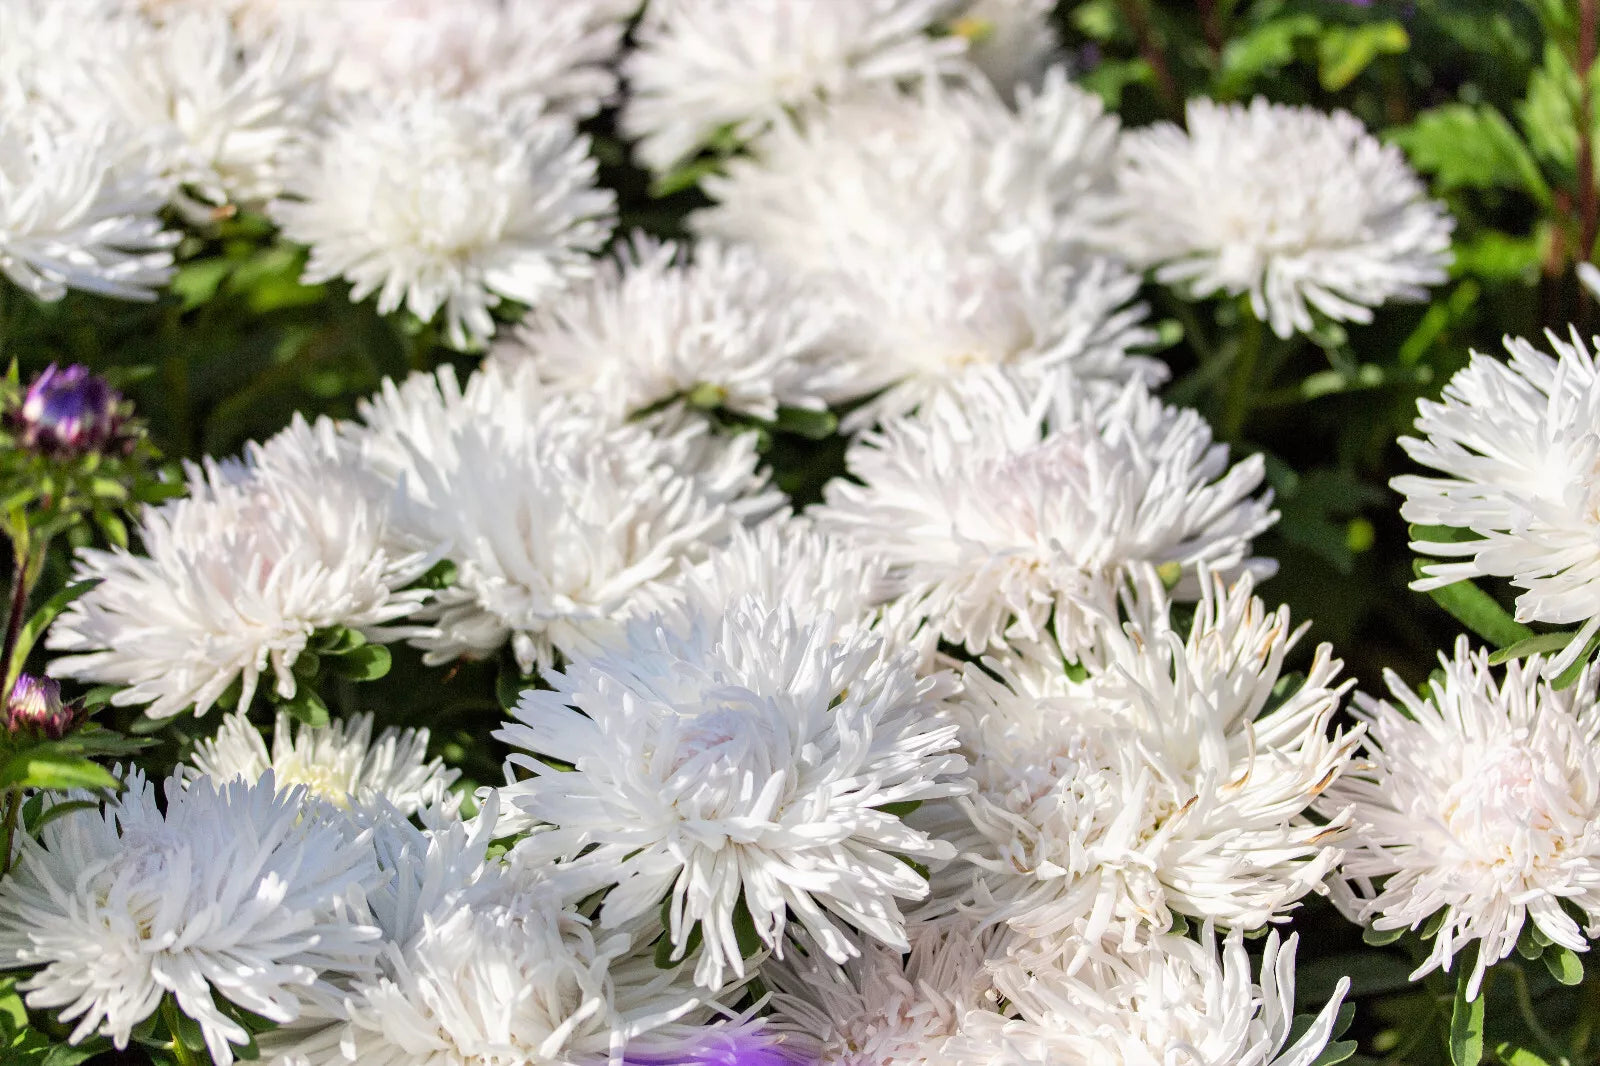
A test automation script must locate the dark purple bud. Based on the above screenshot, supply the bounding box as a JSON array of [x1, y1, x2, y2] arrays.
[[16, 364, 123, 454], [7, 675, 73, 739]]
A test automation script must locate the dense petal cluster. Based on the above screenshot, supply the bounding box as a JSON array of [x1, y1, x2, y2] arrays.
[[1111, 97, 1453, 338], [1324, 639, 1600, 998]]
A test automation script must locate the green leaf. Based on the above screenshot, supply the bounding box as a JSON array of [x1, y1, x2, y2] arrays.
[[1309, 1040, 1359, 1066], [25, 798, 99, 837], [1450, 965, 1485, 1066], [7, 580, 98, 690], [1488, 631, 1578, 664], [1317, 22, 1408, 91], [331, 644, 392, 682], [873, 800, 922, 819], [1494, 1041, 1557, 1066], [1217, 14, 1321, 96], [730, 896, 764, 958], [280, 686, 329, 728], [1391, 105, 1552, 206], [1451, 229, 1546, 281], [1362, 922, 1407, 947], [772, 406, 838, 440], [1542, 944, 1583, 985], [651, 154, 728, 198], [0, 751, 118, 792], [1413, 561, 1534, 648]]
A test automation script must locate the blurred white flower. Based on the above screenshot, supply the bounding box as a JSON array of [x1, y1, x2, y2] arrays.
[[273, 92, 614, 349], [698, 75, 1154, 427], [949, 0, 1060, 94], [1397, 328, 1600, 677], [813, 371, 1275, 656], [1323, 638, 1600, 999], [1111, 97, 1453, 339], [0, 109, 176, 301], [92, 10, 328, 212], [952, 573, 1356, 952], [48, 416, 434, 719], [186, 710, 458, 815], [354, 363, 779, 674], [496, 598, 968, 990], [0, 771, 381, 1066], [956, 925, 1349, 1066], [497, 233, 846, 426], [621, 0, 967, 175]]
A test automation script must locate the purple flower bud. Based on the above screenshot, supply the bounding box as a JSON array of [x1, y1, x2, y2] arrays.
[[7, 675, 73, 739], [16, 364, 123, 455]]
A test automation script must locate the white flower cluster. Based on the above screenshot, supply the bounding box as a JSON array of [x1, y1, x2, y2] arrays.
[[33, 1, 1600, 1063]]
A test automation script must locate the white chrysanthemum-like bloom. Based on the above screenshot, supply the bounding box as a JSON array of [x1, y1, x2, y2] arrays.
[[48, 416, 434, 718], [1322, 638, 1600, 999], [356, 363, 779, 674], [496, 598, 969, 990], [186, 710, 458, 814], [698, 76, 1154, 427], [273, 92, 615, 349], [621, 0, 967, 175], [766, 922, 998, 1066], [0, 110, 177, 301], [1396, 329, 1600, 677], [949, 0, 1060, 94], [304, 0, 630, 118], [91, 10, 326, 211], [1111, 97, 1454, 339], [813, 372, 1276, 656], [496, 234, 846, 427], [956, 926, 1349, 1066], [953, 572, 1357, 950], [0, 771, 381, 1066]]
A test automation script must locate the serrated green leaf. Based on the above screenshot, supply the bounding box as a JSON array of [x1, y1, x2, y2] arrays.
[[1450, 965, 1484, 1066], [331, 643, 391, 682], [1391, 104, 1552, 206], [0, 751, 118, 792]]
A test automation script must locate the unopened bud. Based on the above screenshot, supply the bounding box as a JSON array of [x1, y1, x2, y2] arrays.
[[16, 364, 124, 455], [7, 675, 73, 739]]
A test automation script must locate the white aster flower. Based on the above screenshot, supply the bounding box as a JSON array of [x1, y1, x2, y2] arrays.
[[308, 0, 630, 119], [698, 76, 1154, 427], [91, 9, 327, 212], [813, 371, 1276, 656], [765, 922, 998, 1066], [496, 598, 969, 990], [954, 925, 1349, 1066], [496, 234, 846, 427], [273, 92, 615, 349], [1322, 638, 1600, 999], [621, 0, 967, 175], [47, 415, 434, 718], [0, 771, 381, 1066], [0, 110, 177, 301], [186, 710, 458, 814], [356, 363, 779, 674], [1395, 328, 1600, 677], [951, 572, 1357, 951], [1111, 96, 1454, 339]]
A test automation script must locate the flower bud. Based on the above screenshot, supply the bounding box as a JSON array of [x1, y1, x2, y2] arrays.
[[6, 675, 74, 739], [15, 364, 124, 455]]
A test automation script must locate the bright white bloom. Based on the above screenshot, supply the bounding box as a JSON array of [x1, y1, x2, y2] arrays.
[[1396, 328, 1600, 677], [186, 710, 458, 814], [954, 926, 1349, 1066], [698, 76, 1154, 426], [813, 371, 1276, 656], [90, 10, 326, 212], [354, 363, 779, 674], [1112, 97, 1453, 338], [951, 573, 1357, 951], [765, 922, 997, 1066], [307, 0, 631, 118], [496, 598, 968, 990], [0, 111, 176, 301], [621, 0, 967, 175], [949, 0, 1060, 94], [48, 416, 434, 718], [496, 234, 846, 427], [1322, 638, 1600, 999], [273, 93, 615, 349], [0, 771, 381, 1066]]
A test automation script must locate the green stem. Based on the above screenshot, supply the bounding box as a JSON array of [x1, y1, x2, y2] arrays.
[[0, 789, 20, 877], [0, 550, 31, 688], [1220, 307, 1263, 442], [162, 995, 202, 1066]]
